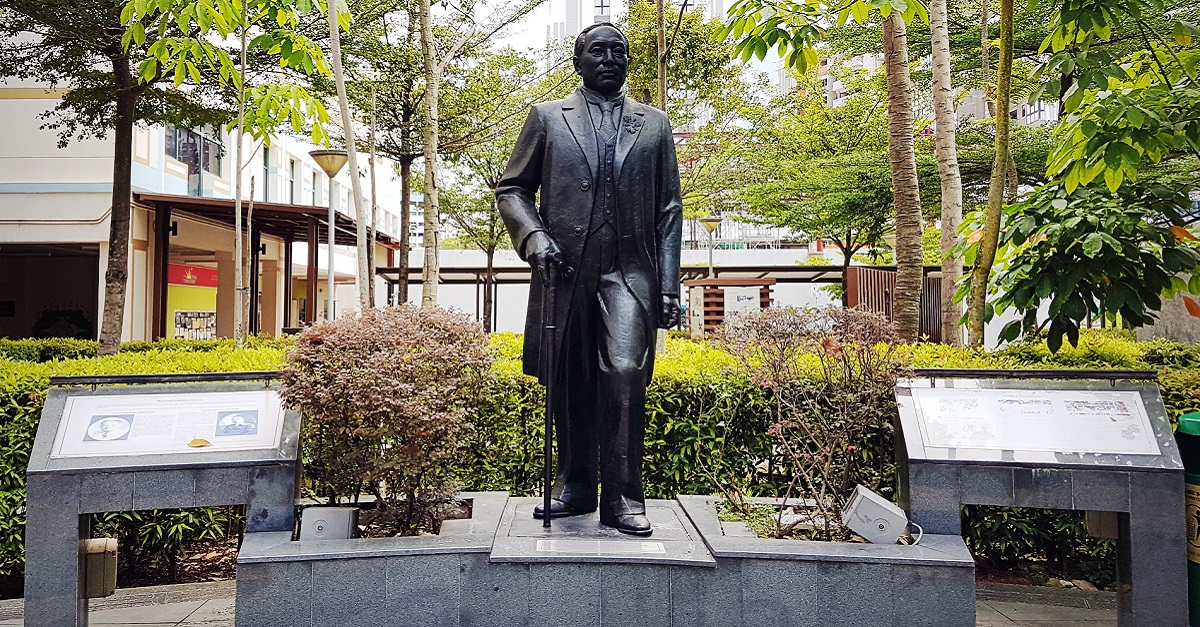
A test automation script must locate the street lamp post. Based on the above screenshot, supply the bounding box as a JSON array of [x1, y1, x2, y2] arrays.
[[698, 214, 723, 278], [309, 149, 349, 321]]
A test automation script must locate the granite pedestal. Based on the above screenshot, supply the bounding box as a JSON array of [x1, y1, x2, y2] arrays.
[[236, 494, 976, 627], [896, 374, 1186, 627], [24, 380, 300, 627]]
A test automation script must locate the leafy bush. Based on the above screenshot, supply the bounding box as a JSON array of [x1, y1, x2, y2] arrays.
[[0, 345, 286, 581], [0, 325, 1196, 585], [280, 306, 492, 535], [93, 507, 237, 584], [0, 336, 295, 363], [963, 505, 1116, 588], [0, 338, 96, 362], [119, 335, 295, 355], [719, 307, 903, 540]]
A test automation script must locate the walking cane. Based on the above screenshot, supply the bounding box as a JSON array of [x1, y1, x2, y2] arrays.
[[541, 261, 572, 528], [541, 263, 557, 528]]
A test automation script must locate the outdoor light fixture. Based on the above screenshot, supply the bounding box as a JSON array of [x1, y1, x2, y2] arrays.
[[309, 149, 349, 179], [308, 149, 349, 322], [841, 484, 914, 544], [698, 214, 722, 278]]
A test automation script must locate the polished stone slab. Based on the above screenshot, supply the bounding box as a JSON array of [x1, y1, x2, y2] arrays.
[[24, 381, 301, 627], [489, 498, 715, 566], [237, 492, 508, 563], [895, 375, 1186, 627]]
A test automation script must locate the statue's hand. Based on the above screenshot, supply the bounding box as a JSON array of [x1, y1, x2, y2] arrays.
[[659, 295, 681, 329], [526, 232, 565, 286]]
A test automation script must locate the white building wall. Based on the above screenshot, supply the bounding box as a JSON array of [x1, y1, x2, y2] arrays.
[[0, 85, 413, 339]]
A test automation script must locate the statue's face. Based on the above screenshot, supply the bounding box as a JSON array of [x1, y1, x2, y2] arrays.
[[573, 26, 629, 95]]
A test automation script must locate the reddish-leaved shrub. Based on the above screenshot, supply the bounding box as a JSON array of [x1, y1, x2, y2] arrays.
[[279, 305, 492, 535], [719, 306, 904, 540]]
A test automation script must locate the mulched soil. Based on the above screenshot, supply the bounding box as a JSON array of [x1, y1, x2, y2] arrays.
[[117, 536, 240, 589], [976, 568, 1037, 586], [357, 500, 473, 538]]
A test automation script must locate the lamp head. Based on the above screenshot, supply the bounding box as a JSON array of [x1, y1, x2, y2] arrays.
[[309, 149, 349, 178], [699, 215, 723, 234]]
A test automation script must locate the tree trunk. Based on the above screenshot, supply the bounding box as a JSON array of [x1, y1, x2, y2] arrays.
[[1005, 150, 1018, 203], [981, 0, 995, 118], [398, 156, 412, 304], [243, 181, 254, 335], [656, 0, 667, 111], [967, 0, 1013, 347], [840, 241, 852, 308], [98, 60, 137, 355], [368, 88, 378, 306], [419, 0, 442, 307], [233, 21, 247, 344], [930, 0, 964, 346], [980, 0, 989, 84], [483, 247, 495, 333], [328, 0, 371, 311], [882, 13, 923, 343]]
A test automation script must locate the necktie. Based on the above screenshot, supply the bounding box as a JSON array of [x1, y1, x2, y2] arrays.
[[599, 101, 617, 144]]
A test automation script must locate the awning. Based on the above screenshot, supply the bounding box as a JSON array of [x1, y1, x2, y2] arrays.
[[133, 191, 400, 247], [374, 265, 943, 285]]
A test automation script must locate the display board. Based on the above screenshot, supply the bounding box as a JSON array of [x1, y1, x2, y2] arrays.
[[895, 377, 1176, 466], [28, 381, 301, 475], [909, 387, 1158, 456], [722, 286, 762, 317], [50, 390, 284, 458]]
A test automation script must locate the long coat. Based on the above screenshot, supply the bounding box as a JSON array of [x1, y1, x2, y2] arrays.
[[496, 90, 683, 382]]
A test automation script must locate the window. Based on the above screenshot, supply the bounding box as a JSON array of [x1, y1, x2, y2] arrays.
[[310, 172, 317, 205], [165, 125, 223, 196], [289, 159, 297, 204], [262, 149, 270, 202], [594, 0, 609, 14]]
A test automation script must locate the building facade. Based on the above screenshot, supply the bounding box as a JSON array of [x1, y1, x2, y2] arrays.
[[0, 80, 414, 342]]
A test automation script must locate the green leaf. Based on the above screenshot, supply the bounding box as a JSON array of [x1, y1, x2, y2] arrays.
[[998, 320, 1023, 343], [850, 1, 869, 22]]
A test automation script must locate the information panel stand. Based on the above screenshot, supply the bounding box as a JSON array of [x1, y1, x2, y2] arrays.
[[895, 370, 1185, 626], [23, 373, 301, 627]]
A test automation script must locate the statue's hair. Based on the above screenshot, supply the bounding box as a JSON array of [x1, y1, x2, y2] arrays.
[[573, 23, 630, 59]]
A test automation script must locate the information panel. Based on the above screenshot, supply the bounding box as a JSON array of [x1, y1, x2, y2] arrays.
[[50, 389, 285, 458], [908, 387, 1159, 456]]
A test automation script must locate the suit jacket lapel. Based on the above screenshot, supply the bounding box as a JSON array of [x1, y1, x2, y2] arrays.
[[562, 92, 598, 182], [614, 97, 647, 184]]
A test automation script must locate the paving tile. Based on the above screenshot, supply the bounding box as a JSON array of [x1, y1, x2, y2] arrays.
[[183, 598, 235, 624], [989, 600, 1116, 623], [1008, 614, 1118, 619], [88, 599, 205, 624]]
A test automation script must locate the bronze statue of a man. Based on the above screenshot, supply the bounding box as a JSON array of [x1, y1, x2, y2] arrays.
[[496, 23, 682, 536]]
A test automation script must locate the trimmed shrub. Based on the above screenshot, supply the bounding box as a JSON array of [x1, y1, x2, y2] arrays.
[[280, 306, 492, 535], [0, 346, 287, 581], [0, 338, 96, 362], [719, 307, 902, 539], [0, 325, 1195, 585]]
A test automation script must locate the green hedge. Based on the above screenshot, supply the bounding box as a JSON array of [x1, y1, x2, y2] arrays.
[[0, 343, 289, 580], [0, 335, 295, 363], [0, 338, 97, 362], [1, 329, 1198, 583]]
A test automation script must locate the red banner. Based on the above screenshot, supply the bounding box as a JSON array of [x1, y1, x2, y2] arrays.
[[168, 264, 218, 288]]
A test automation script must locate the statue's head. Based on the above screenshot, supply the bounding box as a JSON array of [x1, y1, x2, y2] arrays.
[[573, 23, 629, 96]]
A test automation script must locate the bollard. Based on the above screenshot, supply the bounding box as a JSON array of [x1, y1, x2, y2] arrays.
[[1177, 412, 1200, 626]]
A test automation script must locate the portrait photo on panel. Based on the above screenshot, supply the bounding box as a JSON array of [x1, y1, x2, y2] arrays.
[[215, 410, 259, 436], [84, 414, 134, 442]]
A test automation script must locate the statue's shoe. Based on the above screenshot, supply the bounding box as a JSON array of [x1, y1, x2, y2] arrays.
[[532, 498, 595, 519], [601, 512, 652, 536]]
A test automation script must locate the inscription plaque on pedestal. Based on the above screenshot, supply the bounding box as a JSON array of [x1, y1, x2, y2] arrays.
[[51, 390, 285, 459]]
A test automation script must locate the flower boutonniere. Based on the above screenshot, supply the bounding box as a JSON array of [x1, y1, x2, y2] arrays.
[[622, 115, 643, 134]]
